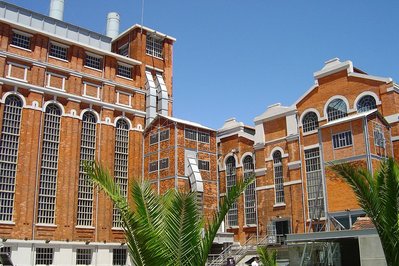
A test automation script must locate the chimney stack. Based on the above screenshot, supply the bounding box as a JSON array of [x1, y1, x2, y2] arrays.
[[49, 0, 65, 21], [106, 12, 120, 39]]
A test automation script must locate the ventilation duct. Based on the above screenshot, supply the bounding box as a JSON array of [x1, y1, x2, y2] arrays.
[[145, 71, 157, 126], [49, 0, 65, 21], [106, 12, 120, 39], [155, 73, 169, 116]]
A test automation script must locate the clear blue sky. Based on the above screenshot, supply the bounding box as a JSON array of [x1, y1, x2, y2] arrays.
[[6, 0, 399, 129]]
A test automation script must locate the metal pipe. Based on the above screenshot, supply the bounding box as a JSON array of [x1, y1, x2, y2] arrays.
[[49, 0, 65, 21]]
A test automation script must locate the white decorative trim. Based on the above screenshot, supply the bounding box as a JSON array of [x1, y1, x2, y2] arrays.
[[12, 28, 33, 37], [220, 152, 240, 171], [303, 143, 320, 150], [116, 90, 133, 107], [80, 108, 101, 123], [114, 116, 132, 130], [254, 168, 266, 176], [132, 124, 144, 132], [353, 91, 381, 110], [384, 113, 399, 124], [256, 185, 274, 191], [273, 203, 286, 208], [288, 161, 301, 170], [265, 146, 288, 161], [240, 152, 253, 166], [46, 71, 66, 91], [83, 81, 101, 99], [299, 108, 321, 127], [1, 91, 27, 107], [391, 136, 399, 142], [348, 72, 392, 83], [6, 61, 29, 82], [283, 179, 302, 186], [42, 100, 65, 115]]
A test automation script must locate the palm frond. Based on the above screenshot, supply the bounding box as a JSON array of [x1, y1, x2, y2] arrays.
[[257, 246, 277, 266]]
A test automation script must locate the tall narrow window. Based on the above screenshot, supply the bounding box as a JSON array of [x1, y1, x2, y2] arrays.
[[0, 95, 23, 222], [304, 148, 325, 219], [243, 156, 256, 225], [77, 112, 97, 226], [226, 156, 237, 226], [113, 119, 129, 228], [273, 151, 285, 204], [302, 112, 319, 133], [357, 95, 376, 113], [37, 104, 61, 224], [327, 99, 347, 121]]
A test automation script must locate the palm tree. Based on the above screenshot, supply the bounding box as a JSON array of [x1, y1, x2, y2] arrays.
[[332, 158, 399, 266], [84, 161, 254, 266], [257, 246, 277, 266]]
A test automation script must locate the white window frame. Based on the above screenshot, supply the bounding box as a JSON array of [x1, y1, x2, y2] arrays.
[[46, 72, 67, 91], [116, 62, 133, 80], [10, 29, 32, 51], [332, 131, 353, 149], [149, 161, 158, 172], [243, 155, 256, 225], [159, 158, 169, 170], [116, 90, 132, 107], [35, 247, 54, 265], [6, 62, 29, 82], [76, 248, 93, 266], [49, 41, 69, 61], [149, 132, 159, 145], [198, 131, 210, 144], [146, 34, 163, 59], [112, 248, 127, 266], [226, 156, 238, 227], [118, 43, 129, 57], [184, 128, 197, 141], [273, 151, 285, 205], [83, 81, 101, 99], [84, 52, 103, 71], [159, 129, 170, 142], [198, 160, 210, 171]]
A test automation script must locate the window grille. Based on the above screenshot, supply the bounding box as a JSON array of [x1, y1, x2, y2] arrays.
[[149, 161, 158, 172], [117, 64, 132, 79], [113, 248, 127, 266], [0, 246, 11, 254], [357, 95, 377, 113], [76, 249, 92, 265], [11, 32, 30, 50], [149, 132, 158, 145], [35, 248, 54, 265], [113, 119, 129, 228], [146, 35, 163, 58], [243, 156, 256, 225], [118, 44, 128, 57], [374, 125, 385, 148], [77, 112, 97, 226], [37, 104, 61, 224], [0, 95, 23, 222], [332, 131, 352, 149], [327, 99, 347, 121], [159, 158, 169, 170], [85, 54, 102, 70], [159, 129, 169, 141], [184, 128, 196, 141], [49, 43, 68, 60], [198, 132, 210, 143], [198, 160, 210, 171], [304, 148, 325, 219], [226, 156, 238, 226], [302, 112, 319, 133], [273, 151, 285, 204]]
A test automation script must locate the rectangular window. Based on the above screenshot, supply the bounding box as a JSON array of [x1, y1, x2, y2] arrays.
[[146, 35, 163, 58], [117, 64, 132, 79], [35, 248, 54, 265], [118, 44, 129, 57], [274, 164, 284, 204], [159, 158, 169, 170], [185, 128, 197, 141], [85, 53, 102, 70], [76, 249, 92, 265], [149, 132, 159, 145], [198, 132, 210, 143], [11, 31, 31, 50], [49, 42, 68, 60], [304, 148, 325, 219], [332, 131, 352, 149], [113, 249, 127, 266], [149, 161, 158, 172], [198, 160, 210, 171], [159, 129, 169, 142]]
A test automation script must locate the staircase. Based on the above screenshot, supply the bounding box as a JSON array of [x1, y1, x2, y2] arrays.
[[207, 234, 269, 266]]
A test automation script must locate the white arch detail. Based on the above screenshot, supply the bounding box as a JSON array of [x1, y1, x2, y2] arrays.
[[323, 95, 350, 119], [299, 108, 321, 127], [80, 108, 101, 123], [353, 91, 381, 111], [1, 91, 27, 107], [240, 152, 254, 167], [114, 116, 132, 130], [42, 100, 65, 115], [222, 152, 239, 171]]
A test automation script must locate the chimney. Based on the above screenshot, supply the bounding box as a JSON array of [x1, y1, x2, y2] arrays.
[[49, 0, 65, 21], [106, 12, 120, 39]]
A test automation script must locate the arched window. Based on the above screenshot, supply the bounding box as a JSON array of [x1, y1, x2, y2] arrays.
[[0, 95, 23, 222], [357, 95, 377, 113], [77, 112, 97, 226], [226, 156, 237, 226], [273, 151, 284, 204], [113, 119, 130, 228], [37, 103, 62, 224], [243, 156, 256, 225], [327, 99, 347, 121], [302, 112, 319, 133]]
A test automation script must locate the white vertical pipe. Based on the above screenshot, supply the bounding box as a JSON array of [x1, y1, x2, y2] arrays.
[[49, 0, 65, 21], [106, 12, 120, 39]]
